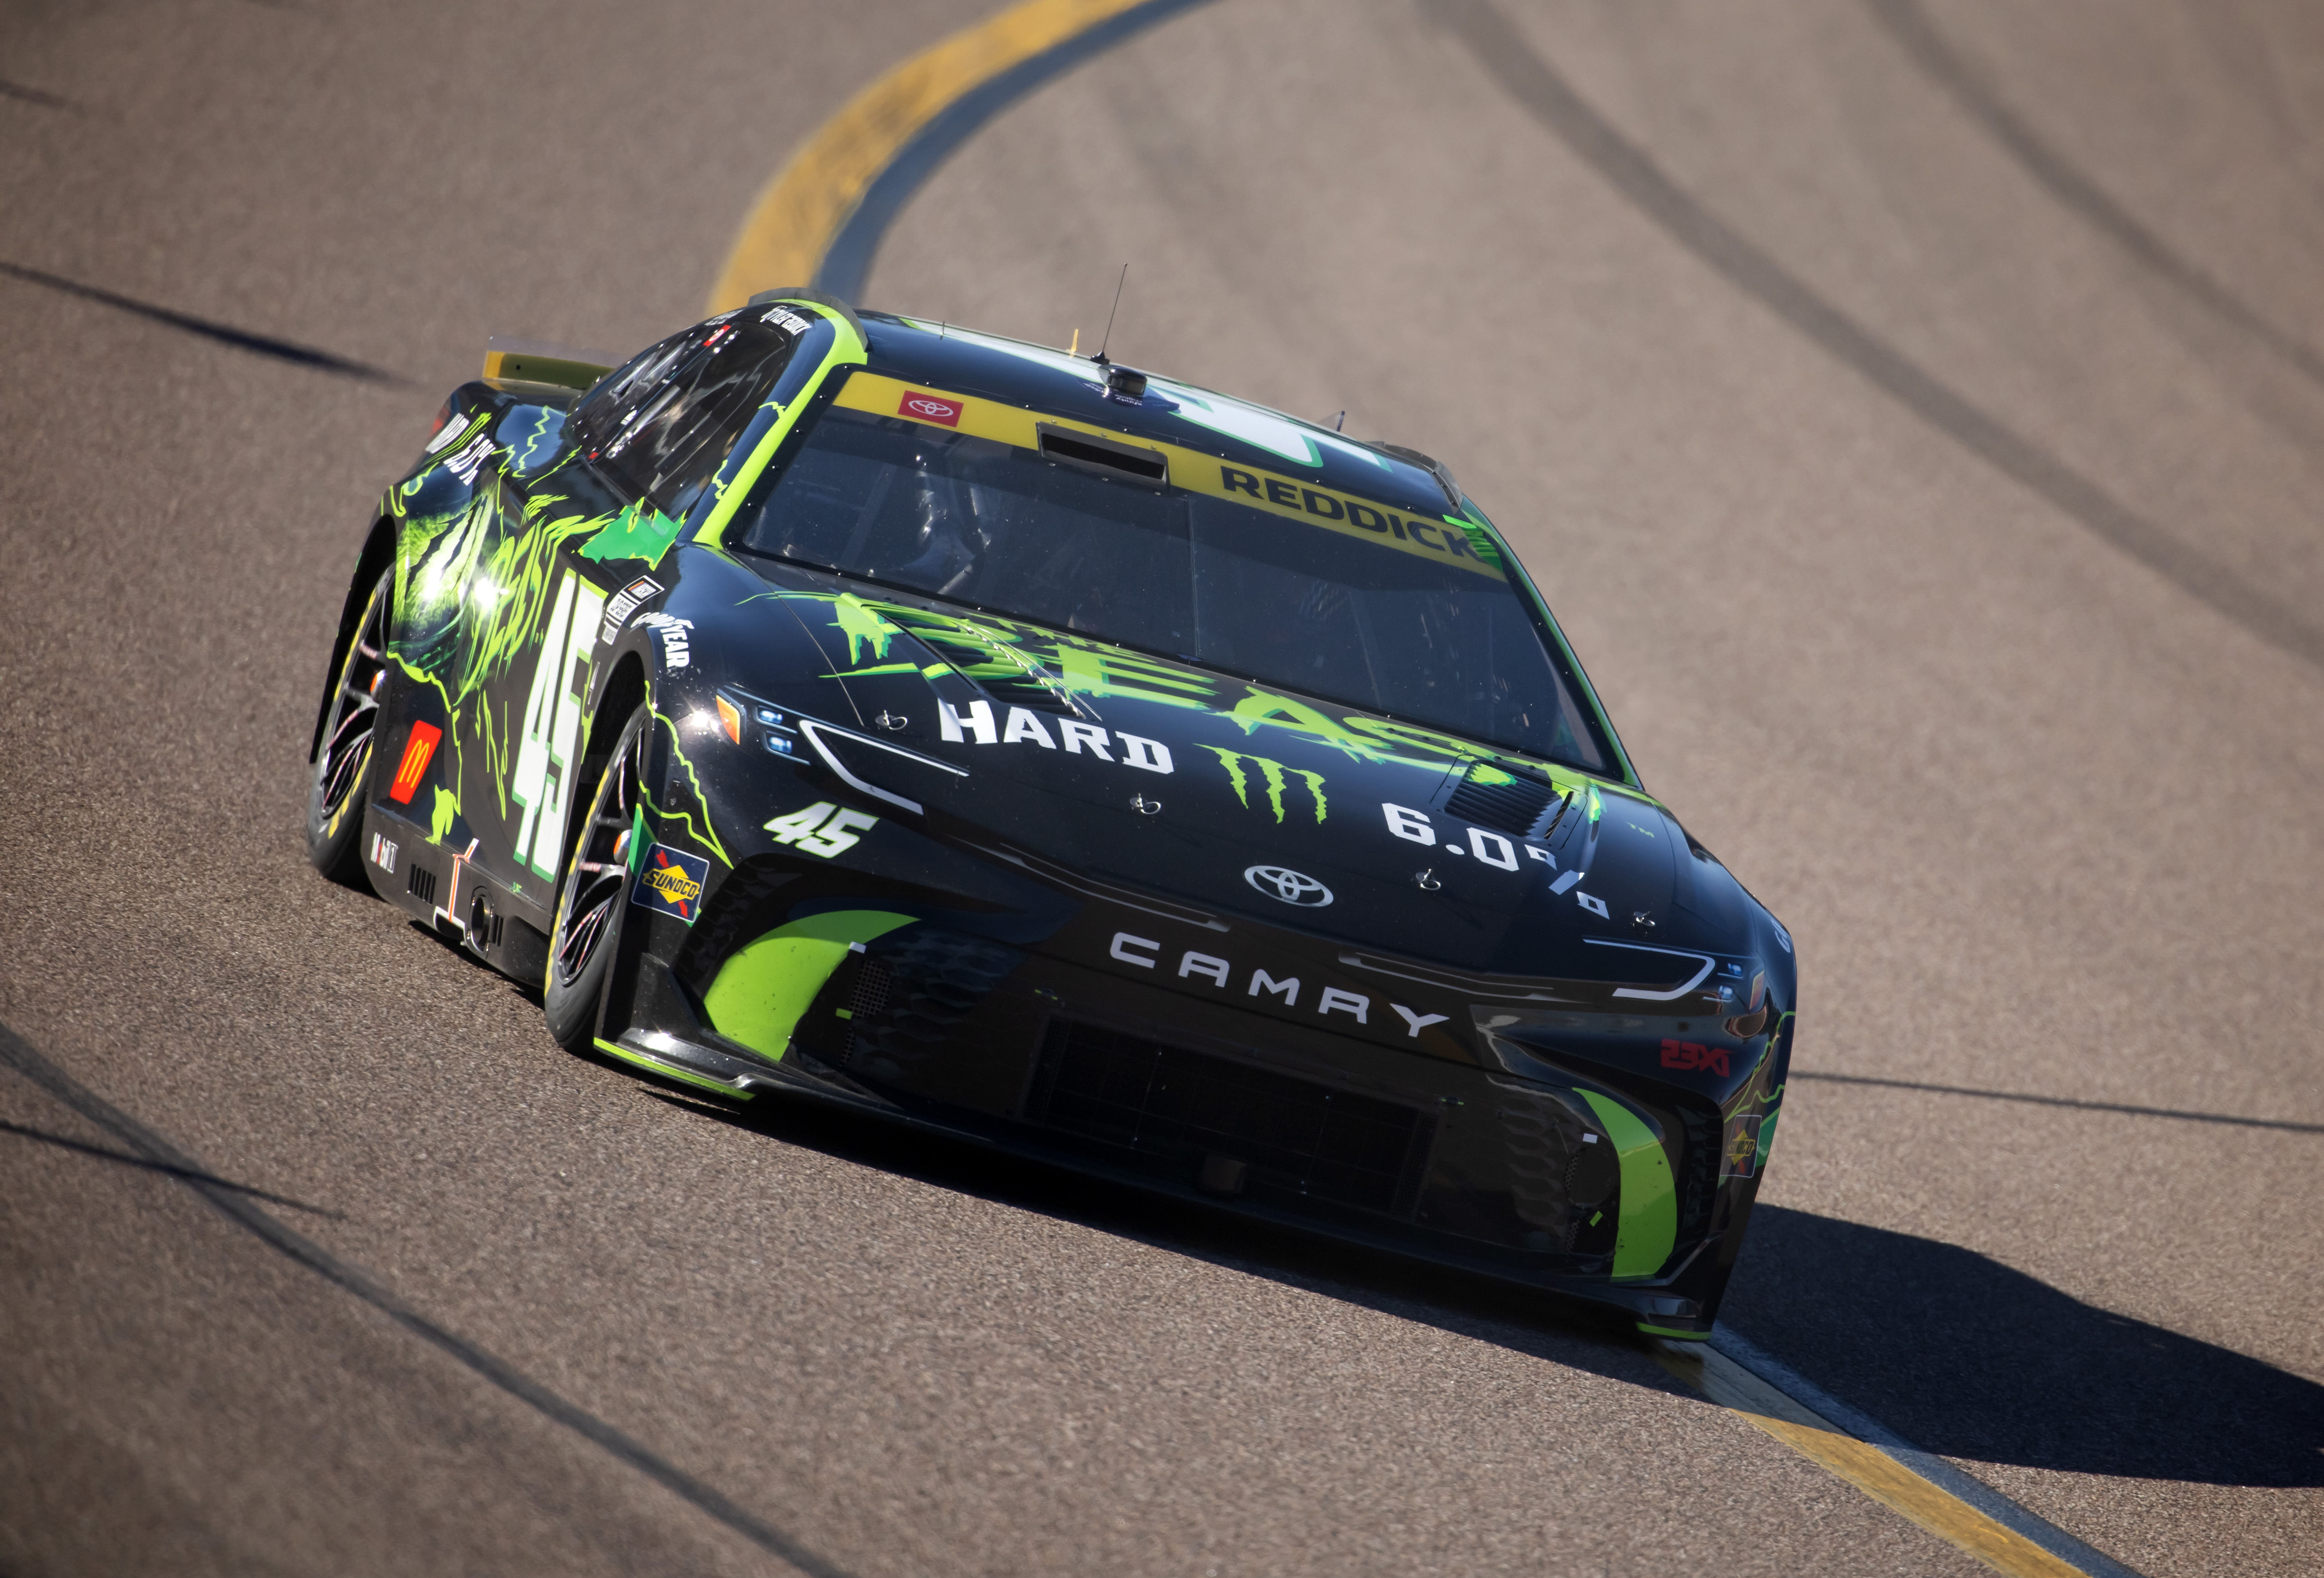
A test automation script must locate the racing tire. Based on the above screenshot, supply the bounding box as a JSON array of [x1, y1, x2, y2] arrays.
[[306, 569, 391, 885], [543, 703, 650, 1052]]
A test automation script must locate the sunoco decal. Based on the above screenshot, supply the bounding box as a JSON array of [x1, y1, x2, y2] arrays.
[[631, 841, 709, 923]]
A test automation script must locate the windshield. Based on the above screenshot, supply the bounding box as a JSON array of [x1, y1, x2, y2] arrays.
[[728, 397, 1613, 772]]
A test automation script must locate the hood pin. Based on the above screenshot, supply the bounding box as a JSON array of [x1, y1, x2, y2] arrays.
[[1414, 869, 1441, 891], [874, 711, 908, 731], [1130, 793, 1162, 816]]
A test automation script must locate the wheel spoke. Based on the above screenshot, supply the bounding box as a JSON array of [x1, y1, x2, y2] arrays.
[[556, 877, 620, 974], [319, 707, 376, 810], [550, 719, 651, 990], [314, 581, 391, 828]]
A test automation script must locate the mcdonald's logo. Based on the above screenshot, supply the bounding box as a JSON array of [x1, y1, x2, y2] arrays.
[[1202, 746, 1327, 824], [388, 722, 441, 805]]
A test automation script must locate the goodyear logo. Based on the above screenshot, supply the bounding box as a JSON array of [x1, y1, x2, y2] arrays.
[[838, 373, 1504, 580], [1203, 746, 1326, 823], [630, 841, 710, 924]]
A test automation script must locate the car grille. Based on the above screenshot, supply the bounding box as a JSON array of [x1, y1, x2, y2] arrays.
[[1030, 1021, 1433, 1218]]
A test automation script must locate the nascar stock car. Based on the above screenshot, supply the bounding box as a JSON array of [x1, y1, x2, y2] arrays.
[[305, 290, 1796, 1339]]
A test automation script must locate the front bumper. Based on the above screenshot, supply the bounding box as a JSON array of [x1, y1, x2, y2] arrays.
[[594, 838, 1791, 1340]]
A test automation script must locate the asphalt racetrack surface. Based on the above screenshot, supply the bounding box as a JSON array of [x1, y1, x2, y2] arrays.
[[4, 2, 2323, 1573]]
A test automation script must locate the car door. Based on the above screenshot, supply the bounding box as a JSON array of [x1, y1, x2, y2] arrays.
[[461, 310, 809, 905]]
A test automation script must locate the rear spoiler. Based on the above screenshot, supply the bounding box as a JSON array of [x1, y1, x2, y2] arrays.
[[482, 336, 619, 391]]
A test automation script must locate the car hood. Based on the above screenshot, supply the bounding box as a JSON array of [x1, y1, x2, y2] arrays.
[[700, 557, 1783, 986]]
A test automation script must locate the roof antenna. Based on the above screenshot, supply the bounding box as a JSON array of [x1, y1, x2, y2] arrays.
[[1092, 263, 1128, 366], [1332, 411, 1346, 432]]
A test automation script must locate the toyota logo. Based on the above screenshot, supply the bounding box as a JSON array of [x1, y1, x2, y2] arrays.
[[898, 392, 961, 426], [1244, 865, 1333, 906]]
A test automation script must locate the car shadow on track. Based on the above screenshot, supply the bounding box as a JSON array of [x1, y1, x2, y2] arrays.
[[640, 1079, 2324, 1488], [1717, 1206, 2324, 1487], [637, 1081, 1672, 1379]]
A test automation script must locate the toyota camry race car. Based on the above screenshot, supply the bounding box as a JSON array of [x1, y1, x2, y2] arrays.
[[307, 291, 1796, 1339]]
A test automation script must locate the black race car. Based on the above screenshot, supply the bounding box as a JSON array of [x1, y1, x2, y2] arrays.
[[307, 291, 1796, 1339]]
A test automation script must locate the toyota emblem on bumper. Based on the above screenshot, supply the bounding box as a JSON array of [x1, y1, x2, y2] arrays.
[[1244, 865, 1333, 906]]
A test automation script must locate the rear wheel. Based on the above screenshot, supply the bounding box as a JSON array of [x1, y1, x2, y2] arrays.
[[306, 570, 391, 884], [543, 704, 650, 1052]]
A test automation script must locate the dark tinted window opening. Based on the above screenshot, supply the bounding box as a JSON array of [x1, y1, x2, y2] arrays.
[[1035, 424, 1168, 484], [570, 310, 803, 517], [729, 400, 1612, 771]]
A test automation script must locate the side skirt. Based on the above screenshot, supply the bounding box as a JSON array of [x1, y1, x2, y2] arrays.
[[359, 801, 554, 988]]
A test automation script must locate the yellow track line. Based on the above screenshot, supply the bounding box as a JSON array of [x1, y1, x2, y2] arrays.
[[1653, 1343, 2091, 1577], [706, 0, 1171, 313]]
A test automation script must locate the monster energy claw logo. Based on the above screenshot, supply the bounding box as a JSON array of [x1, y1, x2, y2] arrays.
[[1203, 746, 1327, 823]]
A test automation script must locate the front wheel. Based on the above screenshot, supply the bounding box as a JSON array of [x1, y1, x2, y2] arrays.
[[543, 704, 650, 1051], [306, 570, 391, 884]]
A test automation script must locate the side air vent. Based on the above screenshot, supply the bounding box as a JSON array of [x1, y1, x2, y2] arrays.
[[406, 864, 438, 906], [1445, 760, 1558, 839], [1036, 423, 1168, 486], [849, 956, 893, 1019]]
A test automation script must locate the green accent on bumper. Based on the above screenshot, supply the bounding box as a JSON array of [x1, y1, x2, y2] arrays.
[[701, 909, 917, 1060], [1638, 1323, 1709, 1341], [592, 1037, 753, 1100], [1580, 1089, 1678, 1280]]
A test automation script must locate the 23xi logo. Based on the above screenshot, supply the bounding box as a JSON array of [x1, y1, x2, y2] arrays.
[[1660, 1039, 1729, 1076], [1244, 865, 1332, 906]]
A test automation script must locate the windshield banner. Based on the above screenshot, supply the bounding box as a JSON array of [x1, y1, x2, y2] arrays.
[[836, 372, 1506, 581]]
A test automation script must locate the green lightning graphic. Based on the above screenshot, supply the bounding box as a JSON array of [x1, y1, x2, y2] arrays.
[[831, 592, 897, 665], [646, 705, 734, 867]]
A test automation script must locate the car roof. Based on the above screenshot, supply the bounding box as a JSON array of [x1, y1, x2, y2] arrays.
[[856, 311, 1461, 522]]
